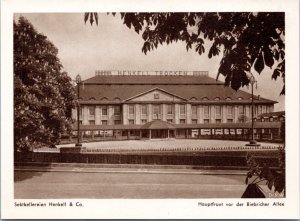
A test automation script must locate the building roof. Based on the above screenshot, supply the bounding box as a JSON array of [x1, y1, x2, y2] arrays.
[[83, 75, 223, 85], [77, 75, 276, 104]]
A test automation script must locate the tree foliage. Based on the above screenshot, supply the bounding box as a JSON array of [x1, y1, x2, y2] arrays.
[[244, 147, 285, 197], [14, 17, 75, 152], [85, 12, 285, 94]]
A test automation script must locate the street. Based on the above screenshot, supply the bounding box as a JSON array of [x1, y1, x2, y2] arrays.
[[14, 168, 276, 199]]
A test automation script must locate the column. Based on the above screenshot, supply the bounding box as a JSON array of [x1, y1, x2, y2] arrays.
[[108, 105, 114, 125], [122, 104, 128, 125], [186, 104, 192, 124], [82, 106, 89, 125], [234, 105, 239, 123], [210, 105, 215, 124], [135, 104, 141, 124], [162, 104, 167, 121], [95, 106, 101, 125], [198, 105, 203, 124], [147, 104, 152, 122], [245, 105, 250, 122], [174, 104, 180, 124], [222, 105, 226, 123]]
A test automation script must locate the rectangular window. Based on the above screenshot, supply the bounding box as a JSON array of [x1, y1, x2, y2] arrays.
[[258, 105, 262, 115], [89, 120, 95, 125], [153, 104, 161, 115], [102, 106, 107, 116], [215, 119, 221, 124], [114, 106, 121, 116], [239, 105, 244, 115], [192, 105, 197, 116], [204, 119, 210, 124], [167, 104, 173, 115], [89, 106, 95, 116], [227, 119, 233, 123], [141, 104, 147, 115], [215, 105, 221, 118], [128, 120, 135, 125], [192, 119, 197, 124], [227, 106, 233, 115], [180, 104, 186, 115], [180, 119, 186, 124], [167, 119, 173, 123], [204, 105, 210, 118], [129, 104, 135, 115], [141, 119, 147, 124], [114, 120, 121, 125], [262, 105, 266, 113], [250, 106, 256, 117], [102, 120, 107, 125]]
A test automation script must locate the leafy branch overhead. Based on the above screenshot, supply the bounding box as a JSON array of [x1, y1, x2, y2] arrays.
[[85, 12, 285, 94]]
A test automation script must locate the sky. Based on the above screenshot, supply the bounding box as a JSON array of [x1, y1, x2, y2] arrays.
[[14, 13, 285, 111]]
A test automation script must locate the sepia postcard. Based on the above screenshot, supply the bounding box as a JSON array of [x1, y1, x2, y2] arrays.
[[1, 0, 299, 219]]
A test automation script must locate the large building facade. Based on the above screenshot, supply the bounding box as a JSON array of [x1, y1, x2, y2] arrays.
[[72, 71, 281, 140]]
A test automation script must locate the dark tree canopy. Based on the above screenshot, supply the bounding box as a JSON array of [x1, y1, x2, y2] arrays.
[[14, 17, 75, 152], [85, 12, 285, 94]]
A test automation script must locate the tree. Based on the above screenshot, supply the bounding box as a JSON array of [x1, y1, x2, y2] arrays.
[[243, 147, 285, 197], [14, 16, 75, 152], [85, 12, 285, 94]]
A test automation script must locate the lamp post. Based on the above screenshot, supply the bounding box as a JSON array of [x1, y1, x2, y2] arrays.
[[75, 74, 82, 147], [247, 74, 260, 146]]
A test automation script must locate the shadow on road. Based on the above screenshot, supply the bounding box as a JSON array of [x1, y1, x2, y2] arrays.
[[14, 171, 44, 182]]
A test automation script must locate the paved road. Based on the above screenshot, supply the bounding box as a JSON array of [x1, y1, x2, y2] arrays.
[[14, 169, 275, 199]]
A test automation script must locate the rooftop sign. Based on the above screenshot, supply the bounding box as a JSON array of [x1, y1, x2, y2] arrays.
[[95, 70, 208, 76]]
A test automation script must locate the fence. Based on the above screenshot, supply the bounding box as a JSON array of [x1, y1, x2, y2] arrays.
[[15, 150, 280, 168], [34, 145, 281, 153]]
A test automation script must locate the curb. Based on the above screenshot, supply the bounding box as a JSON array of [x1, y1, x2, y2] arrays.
[[14, 167, 247, 175], [14, 162, 248, 175]]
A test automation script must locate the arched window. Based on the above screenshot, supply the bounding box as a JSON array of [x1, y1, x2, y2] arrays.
[[190, 97, 197, 101], [113, 97, 121, 102], [202, 97, 209, 101], [100, 97, 108, 101]]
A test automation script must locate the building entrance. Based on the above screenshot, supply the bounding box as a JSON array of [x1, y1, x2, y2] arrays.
[[150, 129, 174, 139]]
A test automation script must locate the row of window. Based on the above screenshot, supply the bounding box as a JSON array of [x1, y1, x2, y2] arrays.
[[84, 104, 271, 117], [88, 120, 122, 125], [87, 118, 237, 125], [85, 106, 121, 116]]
